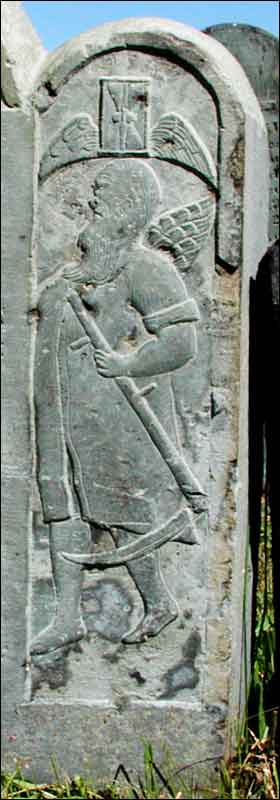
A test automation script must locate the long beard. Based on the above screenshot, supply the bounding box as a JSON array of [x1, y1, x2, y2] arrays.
[[65, 220, 126, 286]]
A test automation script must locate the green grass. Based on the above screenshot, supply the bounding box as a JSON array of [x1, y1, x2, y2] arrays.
[[1, 736, 279, 800], [218, 496, 279, 800], [2, 501, 279, 800]]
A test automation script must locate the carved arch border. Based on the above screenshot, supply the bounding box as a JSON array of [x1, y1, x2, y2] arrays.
[[31, 20, 265, 271]]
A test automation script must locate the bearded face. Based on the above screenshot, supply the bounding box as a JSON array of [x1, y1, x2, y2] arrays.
[[69, 160, 161, 285], [77, 218, 126, 284]]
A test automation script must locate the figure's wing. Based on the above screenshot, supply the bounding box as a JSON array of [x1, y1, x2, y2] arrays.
[[147, 195, 215, 271], [39, 114, 98, 181], [151, 113, 217, 188]]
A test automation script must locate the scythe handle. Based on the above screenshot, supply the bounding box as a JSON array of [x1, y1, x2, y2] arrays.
[[67, 289, 206, 509]]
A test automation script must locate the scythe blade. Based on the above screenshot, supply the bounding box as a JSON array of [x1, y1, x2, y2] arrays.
[[62, 506, 199, 569]]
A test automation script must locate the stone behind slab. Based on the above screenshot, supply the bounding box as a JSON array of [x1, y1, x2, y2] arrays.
[[2, 4, 269, 786], [205, 24, 279, 244]]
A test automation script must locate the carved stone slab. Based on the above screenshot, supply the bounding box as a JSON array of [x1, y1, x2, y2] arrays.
[[205, 24, 279, 244], [2, 6, 269, 786]]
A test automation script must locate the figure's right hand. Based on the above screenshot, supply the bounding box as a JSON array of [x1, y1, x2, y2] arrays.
[[95, 349, 131, 378]]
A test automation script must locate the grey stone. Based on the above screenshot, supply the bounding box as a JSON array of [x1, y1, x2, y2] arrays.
[[204, 24, 279, 244], [2, 8, 269, 786], [1, 0, 46, 108], [1, 108, 35, 727]]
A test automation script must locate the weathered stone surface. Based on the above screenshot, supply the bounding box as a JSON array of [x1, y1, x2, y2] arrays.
[[2, 8, 269, 785], [1, 0, 46, 108], [1, 109, 35, 735], [205, 24, 279, 244]]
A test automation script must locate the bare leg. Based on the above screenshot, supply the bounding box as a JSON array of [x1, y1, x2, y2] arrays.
[[30, 518, 91, 655], [112, 529, 178, 643]]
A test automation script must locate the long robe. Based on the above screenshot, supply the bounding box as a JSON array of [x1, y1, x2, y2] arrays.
[[35, 246, 198, 533]]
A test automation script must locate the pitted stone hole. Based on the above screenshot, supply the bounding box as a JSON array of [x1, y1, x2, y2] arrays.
[[159, 629, 201, 698], [135, 93, 148, 105], [129, 669, 146, 685], [28, 308, 41, 324], [44, 81, 57, 99]]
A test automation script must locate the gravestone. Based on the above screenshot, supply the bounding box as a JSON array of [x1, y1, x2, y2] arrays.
[[204, 24, 279, 244], [2, 2, 269, 785]]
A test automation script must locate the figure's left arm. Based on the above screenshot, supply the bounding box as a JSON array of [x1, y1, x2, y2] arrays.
[[95, 252, 200, 379]]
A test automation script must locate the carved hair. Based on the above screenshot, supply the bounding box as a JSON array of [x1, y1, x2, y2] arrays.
[[93, 158, 162, 241]]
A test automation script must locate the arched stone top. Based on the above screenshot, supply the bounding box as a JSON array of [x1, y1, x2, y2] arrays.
[[31, 17, 268, 271], [32, 17, 265, 125]]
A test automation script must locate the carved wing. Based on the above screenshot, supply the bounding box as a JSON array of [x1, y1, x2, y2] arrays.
[[151, 113, 217, 188], [147, 195, 215, 270], [39, 114, 99, 181], [50, 116, 98, 156]]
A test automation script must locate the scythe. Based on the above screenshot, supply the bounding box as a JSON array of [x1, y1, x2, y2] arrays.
[[63, 289, 207, 568]]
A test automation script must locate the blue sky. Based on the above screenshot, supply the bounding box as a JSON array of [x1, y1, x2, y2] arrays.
[[23, 1, 279, 51]]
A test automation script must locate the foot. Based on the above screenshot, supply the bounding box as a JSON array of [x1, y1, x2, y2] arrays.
[[122, 606, 178, 644], [30, 616, 86, 655]]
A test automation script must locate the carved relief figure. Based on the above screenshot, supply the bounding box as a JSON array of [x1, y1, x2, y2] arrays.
[[31, 158, 212, 655]]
